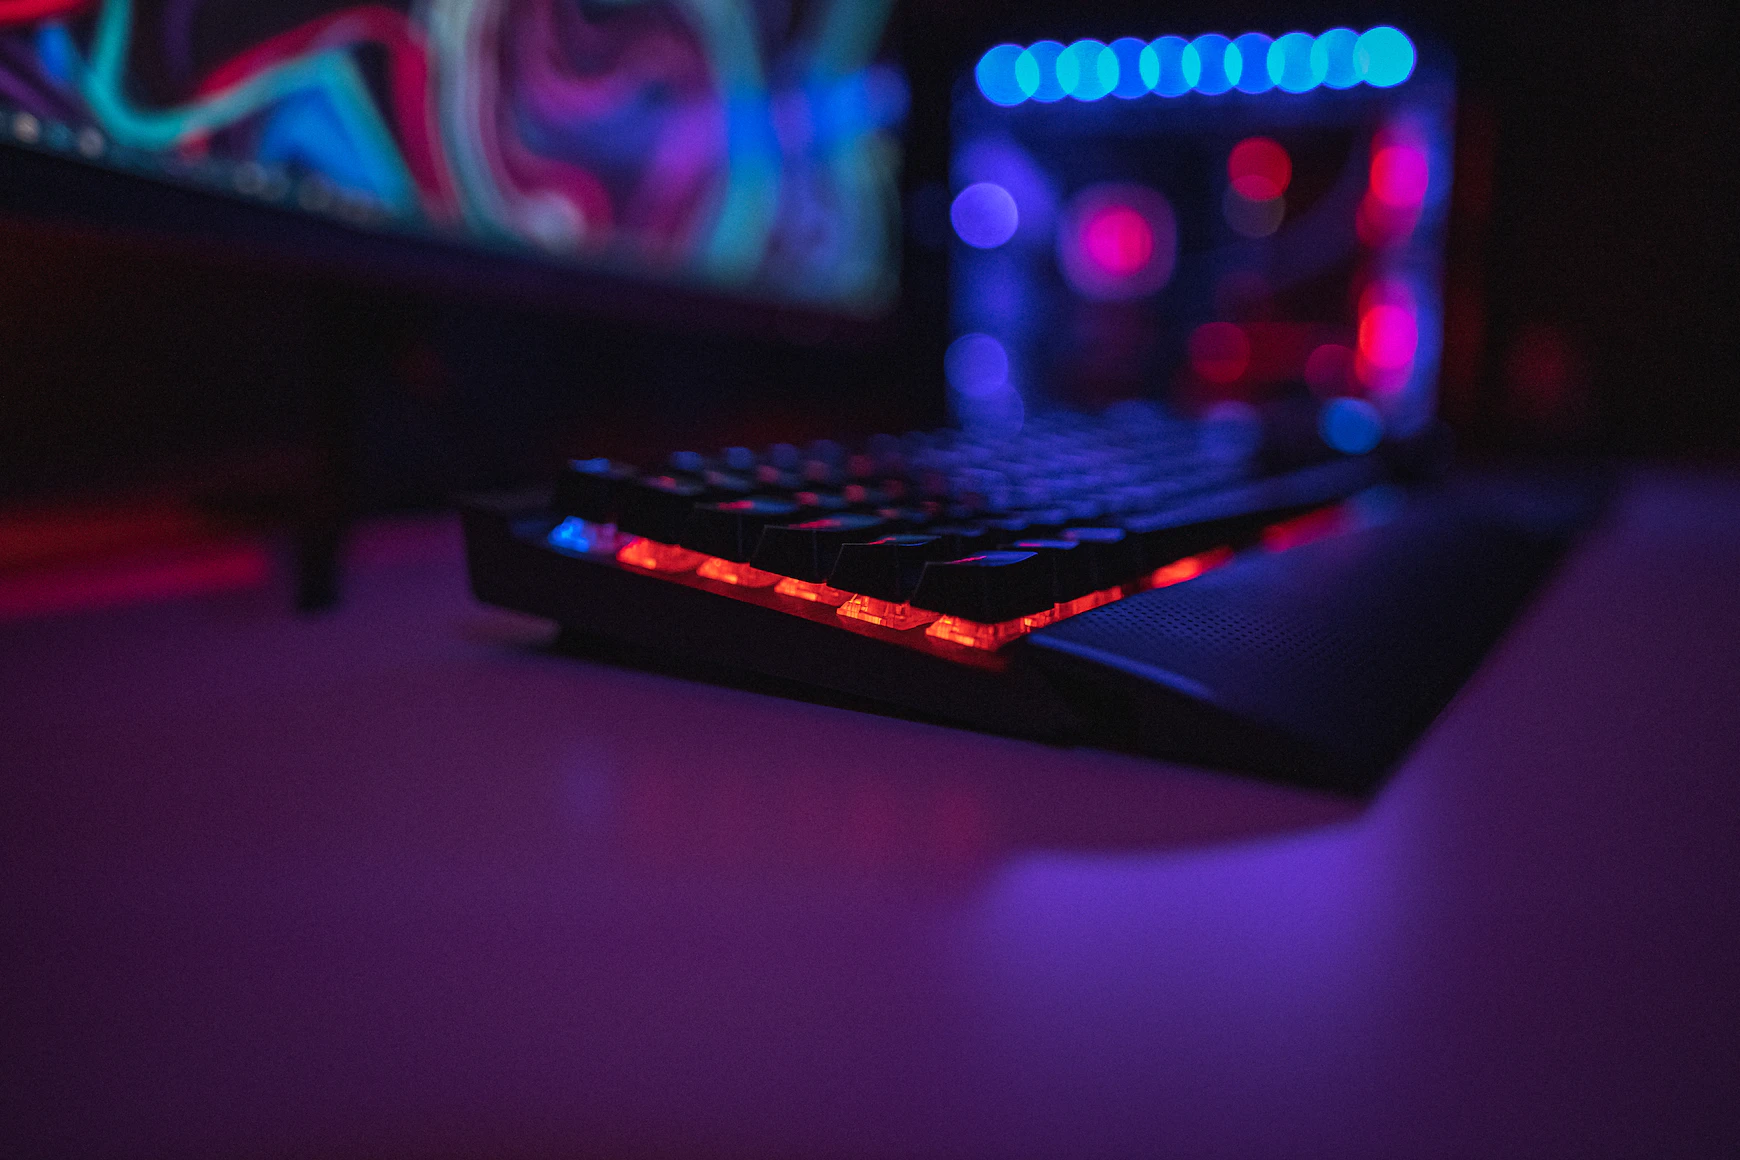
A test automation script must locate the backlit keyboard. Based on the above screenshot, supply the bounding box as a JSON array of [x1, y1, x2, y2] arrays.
[[536, 405, 1373, 649], [462, 406, 1589, 792]]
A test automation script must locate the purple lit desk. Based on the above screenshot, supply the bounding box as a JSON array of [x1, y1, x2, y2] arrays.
[[3, 471, 1736, 1158]]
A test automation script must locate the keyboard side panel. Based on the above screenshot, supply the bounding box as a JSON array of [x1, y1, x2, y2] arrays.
[[463, 497, 1087, 743]]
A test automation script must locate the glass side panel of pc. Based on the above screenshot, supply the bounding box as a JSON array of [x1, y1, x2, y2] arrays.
[[950, 30, 1452, 452]]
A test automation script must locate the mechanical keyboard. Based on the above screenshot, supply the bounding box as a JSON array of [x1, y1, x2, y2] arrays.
[[462, 405, 1593, 793]]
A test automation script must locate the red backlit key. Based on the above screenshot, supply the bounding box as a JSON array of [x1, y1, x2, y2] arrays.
[[909, 550, 1054, 623], [680, 497, 803, 562], [1060, 526, 1146, 588], [617, 475, 708, 544], [1010, 538, 1099, 604], [828, 534, 952, 602], [751, 515, 889, 582]]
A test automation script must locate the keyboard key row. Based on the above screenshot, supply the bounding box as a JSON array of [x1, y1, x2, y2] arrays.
[[547, 411, 1377, 640]]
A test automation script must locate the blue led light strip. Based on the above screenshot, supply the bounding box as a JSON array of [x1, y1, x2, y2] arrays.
[[976, 26, 1415, 106]]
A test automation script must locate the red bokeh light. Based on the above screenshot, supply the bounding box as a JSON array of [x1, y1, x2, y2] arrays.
[[1358, 305, 1418, 369], [1228, 137, 1292, 201], [1355, 351, 1410, 394], [1060, 183, 1178, 300], [1188, 322, 1251, 384], [1304, 343, 1357, 395], [1370, 144, 1429, 207], [1356, 195, 1421, 247], [1359, 278, 1416, 316], [1081, 205, 1155, 276], [0, 542, 269, 624]]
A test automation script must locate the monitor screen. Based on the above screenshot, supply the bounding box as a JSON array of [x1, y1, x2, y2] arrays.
[[0, 0, 906, 315], [949, 29, 1452, 450]]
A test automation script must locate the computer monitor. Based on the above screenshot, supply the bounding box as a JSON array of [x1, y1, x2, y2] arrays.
[[0, 0, 906, 319], [948, 27, 1452, 453]]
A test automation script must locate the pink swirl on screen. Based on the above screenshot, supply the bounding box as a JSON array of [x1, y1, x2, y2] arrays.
[[194, 5, 457, 218]]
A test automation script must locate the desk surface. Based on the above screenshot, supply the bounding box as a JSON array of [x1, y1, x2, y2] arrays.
[[3, 471, 1737, 1159]]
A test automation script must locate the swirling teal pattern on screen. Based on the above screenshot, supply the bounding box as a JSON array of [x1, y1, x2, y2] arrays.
[[0, 0, 904, 312]]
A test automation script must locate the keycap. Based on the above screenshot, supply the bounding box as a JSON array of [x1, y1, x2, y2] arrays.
[[923, 524, 996, 557], [807, 439, 846, 465], [754, 465, 805, 492], [866, 433, 904, 475], [1061, 526, 1146, 587], [751, 514, 889, 582], [982, 512, 1069, 542], [828, 534, 953, 601], [680, 497, 803, 562], [803, 459, 844, 486], [1010, 538, 1099, 603], [910, 551, 1055, 622], [791, 490, 853, 515], [871, 506, 936, 533], [617, 475, 712, 543], [701, 470, 756, 499], [1012, 507, 1073, 533], [554, 458, 636, 523]]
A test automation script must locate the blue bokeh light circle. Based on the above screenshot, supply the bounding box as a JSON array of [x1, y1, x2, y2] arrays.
[[1019, 40, 1068, 102], [1059, 39, 1115, 100], [1268, 31, 1324, 92], [1190, 33, 1235, 94], [979, 27, 1413, 106], [1356, 26, 1416, 87], [945, 333, 1012, 398], [1230, 33, 1275, 93], [975, 43, 1030, 105], [1108, 37, 1150, 98], [1311, 27, 1362, 89], [950, 182, 1020, 249], [1142, 35, 1200, 97], [1319, 397, 1385, 453]]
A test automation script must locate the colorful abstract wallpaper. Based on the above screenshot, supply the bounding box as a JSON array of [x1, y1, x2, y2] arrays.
[[0, 0, 906, 312]]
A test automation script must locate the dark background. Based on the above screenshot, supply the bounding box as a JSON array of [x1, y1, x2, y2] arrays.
[[1, 0, 1734, 516]]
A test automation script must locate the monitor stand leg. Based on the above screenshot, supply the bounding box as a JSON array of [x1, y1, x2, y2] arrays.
[[294, 521, 344, 612], [294, 290, 374, 612]]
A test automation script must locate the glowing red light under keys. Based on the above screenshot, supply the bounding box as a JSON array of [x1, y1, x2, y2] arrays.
[[602, 537, 1250, 658], [1080, 205, 1155, 276], [775, 577, 853, 605], [697, 557, 782, 587], [1139, 548, 1234, 591], [922, 585, 1135, 650], [1262, 507, 1352, 552], [1055, 589, 1122, 618], [926, 614, 1030, 650], [837, 596, 941, 630], [616, 539, 704, 573], [1228, 137, 1292, 201]]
